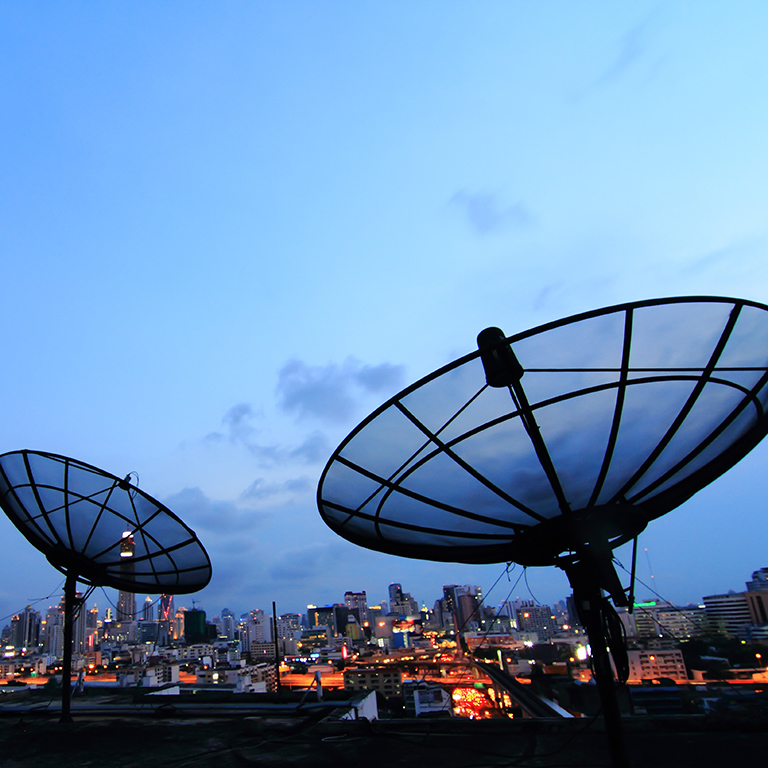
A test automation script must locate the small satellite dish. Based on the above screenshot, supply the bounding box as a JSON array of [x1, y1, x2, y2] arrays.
[[0, 449, 212, 720], [317, 297, 768, 766]]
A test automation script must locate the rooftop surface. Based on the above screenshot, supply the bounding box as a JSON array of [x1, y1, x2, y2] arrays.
[[1, 697, 767, 768]]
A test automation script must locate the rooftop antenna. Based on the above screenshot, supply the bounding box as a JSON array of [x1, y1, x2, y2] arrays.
[[317, 296, 768, 768], [0, 450, 212, 722]]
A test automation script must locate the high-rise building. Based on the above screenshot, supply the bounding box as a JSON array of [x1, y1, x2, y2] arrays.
[[42, 604, 64, 657], [443, 585, 483, 634], [117, 532, 137, 622], [142, 596, 154, 622], [388, 584, 419, 616], [308, 605, 337, 632], [221, 608, 236, 640], [173, 608, 186, 641], [703, 592, 752, 637], [630, 601, 705, 640], [184, 608, 208, 644], [159, 594, 174, 622], [240, 609, 270, 651], [344, 591, 369, 626], [515, 600, 556, 642], [747, 567, 768, 592], [276, 613, 301, 655], [11, 605, 41, 650]]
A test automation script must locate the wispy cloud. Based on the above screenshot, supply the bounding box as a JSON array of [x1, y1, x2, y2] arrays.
[[596, 12, 663, 86], [240, 475, 314, 502], [203, 403, 283, 467], [289, 431, 331, 464], [450, 190, 534, 235], [276, 357, 405, 423]]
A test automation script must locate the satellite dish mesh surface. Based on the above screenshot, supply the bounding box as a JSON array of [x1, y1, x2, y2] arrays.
[[0, 450, 211, 593], [318, 297, 768, 566]]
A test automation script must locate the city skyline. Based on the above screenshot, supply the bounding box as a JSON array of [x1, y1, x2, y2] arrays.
[[2, 4, 768, 622], [6, 558, 766, 633]]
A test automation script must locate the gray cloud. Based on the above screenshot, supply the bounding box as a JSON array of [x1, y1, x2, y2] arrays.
[[451, 190, 533, 235], [204, 403, 282, 467], [269, 543, 347, 583], [276, 357, 406, 423], [240, 476, 314, 502], [289, 431, 331, 464], [164, 487, 267, 539]]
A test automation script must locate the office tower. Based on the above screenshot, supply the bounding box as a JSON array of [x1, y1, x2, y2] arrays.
[[10, 605, 41, 650], [221, 608, 236, 640], [42, 604, 64, 657], [276, 613, 301, 655], [159, 594, 174, 621], [184, 608, 208, 644], [388, 584, 419, 616], [308, 605, 336, 632], [344, 591, 369, 626], [443, 585, 483, 634], [142, 596, 154, 622], [173, 608, 186, 641], [117, 532, 137, 622], [240, 609, 269, 651], [703, 592, 752, 637], [747, 567, 768, 592], [515, 600, 556, 641]]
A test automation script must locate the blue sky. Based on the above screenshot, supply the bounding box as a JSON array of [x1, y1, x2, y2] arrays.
[[1, 2, 768, 624]]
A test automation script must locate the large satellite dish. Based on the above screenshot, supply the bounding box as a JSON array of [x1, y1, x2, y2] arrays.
[[317, 296, 768, 767], [0, 449, 212, 720]]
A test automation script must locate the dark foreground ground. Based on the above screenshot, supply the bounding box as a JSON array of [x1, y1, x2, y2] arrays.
[[1, 712, 767, 768]]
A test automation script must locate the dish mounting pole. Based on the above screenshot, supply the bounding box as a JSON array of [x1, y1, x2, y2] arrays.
[[565, 556, 629, 768], [60, 570, 78, 723]]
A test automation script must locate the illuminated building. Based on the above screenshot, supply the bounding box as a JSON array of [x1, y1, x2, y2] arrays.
[[142, 596, 154, 622], [388, 583, 419, 616], [515, 600, 556, 642], [703, 592, 752, 637], [114, 532, 138, 642], [159, 594, 174, 621], [173, 608, 185, 640], [630, 601, 704, 640], [343, 667, 403, 698], [344, 591, 369, 625], [443, 585, 484, 635], [626, 649, 688, 682], [240, 609, 269, 649], [297, 626, 330, 654], [10, 605, 40, 651], [403, 681, 451, 716], [249, 641, 277, 661], [275, 613, 301, 655], [41, 605, 63, 656], [221, 608, 236, 640]]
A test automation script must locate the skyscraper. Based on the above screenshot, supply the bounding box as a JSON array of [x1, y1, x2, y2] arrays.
[[221, 608, 236, 640], [115, 531, 137, 642], [388, 584, 419, 616], [515, 600, 556, 642], [345, 591, 369, 626], [10, 605, 41, 650], [159, 594, 174, 621], [117, 532, 137, 622], [443, 585, 484, 635]]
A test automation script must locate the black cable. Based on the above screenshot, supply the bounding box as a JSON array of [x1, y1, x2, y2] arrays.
[[0, 579, 66, 624], [523, 566, 541, 605]]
